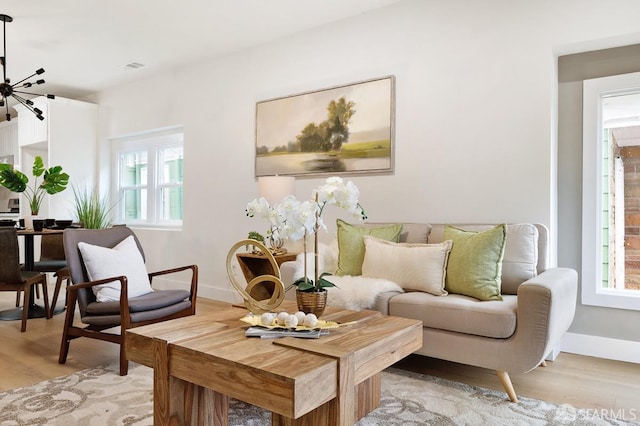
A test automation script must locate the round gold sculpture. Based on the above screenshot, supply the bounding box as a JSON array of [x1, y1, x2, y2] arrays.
[[225, 239, 286, 314]]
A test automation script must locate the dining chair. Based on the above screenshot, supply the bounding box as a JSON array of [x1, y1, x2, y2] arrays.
[[0, 228, 50, 332], [59, 226, 198, 375], [16, 233, 71, 316]]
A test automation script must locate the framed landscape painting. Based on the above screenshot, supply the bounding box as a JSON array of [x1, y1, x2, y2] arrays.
[[255, 76, 395, 177]]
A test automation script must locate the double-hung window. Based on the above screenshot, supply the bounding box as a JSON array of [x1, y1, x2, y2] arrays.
[[112, 127, 184, 228], [583, 72, 640, 311]]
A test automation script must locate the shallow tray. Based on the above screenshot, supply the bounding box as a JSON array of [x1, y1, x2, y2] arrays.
[[240, 314, 341, 331]]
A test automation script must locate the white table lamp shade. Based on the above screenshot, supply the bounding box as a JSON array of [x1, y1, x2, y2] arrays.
[[258, 176, 295, 205]]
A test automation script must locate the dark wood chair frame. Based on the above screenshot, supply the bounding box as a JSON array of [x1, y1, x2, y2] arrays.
[[59, 227, 198, 375], [0, 228, 50, 332], [15, 233, 71, 316]]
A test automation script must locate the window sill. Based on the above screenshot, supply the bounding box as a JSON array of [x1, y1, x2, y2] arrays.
[[120, 224, 183, 232], [582, 288, 640, 311]]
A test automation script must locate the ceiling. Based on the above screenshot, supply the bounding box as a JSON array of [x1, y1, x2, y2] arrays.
[[0, 0, 402, 114]]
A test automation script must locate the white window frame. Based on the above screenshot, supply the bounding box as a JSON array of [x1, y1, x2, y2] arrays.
[[582, 72, 640, 311], [111, 126, 184, 228]]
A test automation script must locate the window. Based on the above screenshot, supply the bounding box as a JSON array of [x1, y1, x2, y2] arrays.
[[112, 127, 184, 227], [583, 72, 640, 310]]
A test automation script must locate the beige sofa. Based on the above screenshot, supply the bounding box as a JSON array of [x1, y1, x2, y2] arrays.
[[280, 223, 578, 402]]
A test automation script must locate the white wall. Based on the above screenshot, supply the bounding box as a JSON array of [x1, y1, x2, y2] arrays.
[[90, 1, 640, 330]]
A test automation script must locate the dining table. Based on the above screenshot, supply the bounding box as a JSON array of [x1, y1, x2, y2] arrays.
[[0, 228, 64, 322]]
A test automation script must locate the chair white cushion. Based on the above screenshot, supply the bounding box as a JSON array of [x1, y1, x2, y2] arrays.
[[78, 235, 153, 302]]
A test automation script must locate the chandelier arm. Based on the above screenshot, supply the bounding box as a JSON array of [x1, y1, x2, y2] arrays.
[[11, 94, 40, 115], [11, 92, 31, 104], [13, 89, 48, 98], [11, 72, 42, 88]]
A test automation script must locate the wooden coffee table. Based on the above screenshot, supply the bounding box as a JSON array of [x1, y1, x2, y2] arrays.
[[125, 300, 422, 426]]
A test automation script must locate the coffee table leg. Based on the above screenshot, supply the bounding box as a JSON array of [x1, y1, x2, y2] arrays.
[[162, 377, 228, 426], [271, 372, 381, 426], [335, 352, 355, 425], [355, 373, 381, 419], [151, 340, 229, 425], [152, 340, 171, 426], [197, 387, 229, 425]]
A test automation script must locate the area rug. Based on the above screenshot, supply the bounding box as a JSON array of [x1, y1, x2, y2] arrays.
[[0, 363, 635, 425]]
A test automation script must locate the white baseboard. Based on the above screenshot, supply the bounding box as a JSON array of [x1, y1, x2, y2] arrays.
[[545, 345, 562, 361], [561, 332, 640, 364], [200, 286, 240, 304]]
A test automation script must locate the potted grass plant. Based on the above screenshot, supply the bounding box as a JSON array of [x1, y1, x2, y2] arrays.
[[72, 184, 117, 229]]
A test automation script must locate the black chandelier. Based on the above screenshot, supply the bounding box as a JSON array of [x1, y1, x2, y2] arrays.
[[0, 14, 55, 122]]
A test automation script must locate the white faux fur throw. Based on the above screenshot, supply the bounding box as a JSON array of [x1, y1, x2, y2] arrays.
[[293, 241, 339, 282], [292, 240, 403, 310], [325, 275, 403, 311]]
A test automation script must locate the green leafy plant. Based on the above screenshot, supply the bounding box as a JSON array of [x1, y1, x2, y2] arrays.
[[72, 184, 117, 229], [0, 156, 69, 215], [247, 231, 265, 244], [246, 231, 266, 252]]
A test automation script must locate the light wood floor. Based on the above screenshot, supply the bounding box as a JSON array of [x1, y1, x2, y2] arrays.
[[1, 287, 639, 416]]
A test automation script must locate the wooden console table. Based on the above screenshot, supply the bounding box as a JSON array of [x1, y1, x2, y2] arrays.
[[236, 251, 296, 300], [125, 300, 422, 425]]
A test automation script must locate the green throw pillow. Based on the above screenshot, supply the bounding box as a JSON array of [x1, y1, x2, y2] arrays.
[[336, 219, 403, 276], [443, 224, 506, 301]]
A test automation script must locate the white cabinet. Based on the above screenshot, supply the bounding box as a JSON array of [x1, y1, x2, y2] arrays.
[[18, 100, 48, 147], [15, 97, 98, 219], [0, 120, 18, 158]]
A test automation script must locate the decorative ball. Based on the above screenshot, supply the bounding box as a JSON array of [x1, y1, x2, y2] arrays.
[[276, 311, 290, 325], [294, 311, 306, 323], [304, 313, 318, 327], [284, 315, 298, 328], [260, 312, 276, 326]]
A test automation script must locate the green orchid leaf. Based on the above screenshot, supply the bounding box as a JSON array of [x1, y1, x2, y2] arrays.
[[0, 168, 28, 193], [293, 277, 316, 292], [294, 273, 336, 292], [32, 156, 45, 177], [317, 273, 337, 289]]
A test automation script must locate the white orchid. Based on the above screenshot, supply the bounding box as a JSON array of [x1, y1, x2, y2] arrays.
[[315, 176, 367, 221], [246, 176, 366, 291], [279, 198, 316, 240], [245, 197, 270, 219], [245, 196, 287, 241]]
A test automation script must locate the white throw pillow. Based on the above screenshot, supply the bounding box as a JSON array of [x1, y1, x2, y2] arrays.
[[78, 235, 154, 302], [361, 236, 453, 296]]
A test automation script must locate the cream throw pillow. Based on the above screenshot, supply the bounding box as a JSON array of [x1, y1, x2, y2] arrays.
[[361, 236, 453, 296], [78, 235, 154, 302], [336, 219, 403, 276]]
